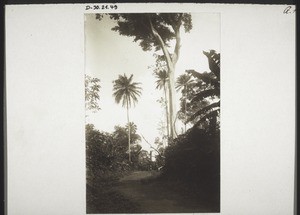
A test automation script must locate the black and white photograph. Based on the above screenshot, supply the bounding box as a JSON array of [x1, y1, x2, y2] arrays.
[[85, 13, 220, 213], [5, 3, 295, 215]]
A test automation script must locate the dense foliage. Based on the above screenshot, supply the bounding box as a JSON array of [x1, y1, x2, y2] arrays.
[[86, 123, 152, 213], [108, 13, 192, 52], [161, 127, 220, 207], [86, 124, 128, 183], [177, 50, 220, 134], [157, 51, 221, 209], [86, 123, 147, 175]]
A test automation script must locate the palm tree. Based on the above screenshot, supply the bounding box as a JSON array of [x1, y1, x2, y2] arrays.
[[154, 70, 170, 140], [113, 74, 142, 162], [125, 122, 141, 144], [175, 74, 193, 132], [125, 122, 137, 134]]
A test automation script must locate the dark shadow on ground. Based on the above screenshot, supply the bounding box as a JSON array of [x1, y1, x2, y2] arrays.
[[87, 171, 219, 213]]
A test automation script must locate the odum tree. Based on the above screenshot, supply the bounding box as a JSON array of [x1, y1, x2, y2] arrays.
[[104, 13, 192, 139], [112, 74, 142, 162]]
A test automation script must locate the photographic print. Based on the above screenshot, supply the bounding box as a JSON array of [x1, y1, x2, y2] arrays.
[[5, 3, 296, 215], [85, 12, 220, 213]]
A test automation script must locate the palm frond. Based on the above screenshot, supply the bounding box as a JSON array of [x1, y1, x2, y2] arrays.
[[191, 88, 220, 103], [193, 109, 219, 128], [188, 101, 220, 122], [186, 70, 219, 87], [203, 50, 220, 79]]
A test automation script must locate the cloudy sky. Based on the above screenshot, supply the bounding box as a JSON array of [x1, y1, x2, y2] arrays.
[[85, 13, 220, 151]]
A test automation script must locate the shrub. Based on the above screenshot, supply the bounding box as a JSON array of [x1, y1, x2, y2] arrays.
[[161, 127, 220, 202]]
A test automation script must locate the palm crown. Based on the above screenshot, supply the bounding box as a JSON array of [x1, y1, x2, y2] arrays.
[[113, 74, 142, 108], [175, 74, 193, 93], [154, 70, 168, 90]]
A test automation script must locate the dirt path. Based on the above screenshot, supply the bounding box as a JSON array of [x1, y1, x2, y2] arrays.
[[113, 171, 215, 213]]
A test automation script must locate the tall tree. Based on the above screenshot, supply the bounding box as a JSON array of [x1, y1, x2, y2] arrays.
[[85, 74, 101, 113], [154, 69, 170, 140], [175, 74, 194, 132], [105, 13, 192, 139], [112, 74, 142, 162]]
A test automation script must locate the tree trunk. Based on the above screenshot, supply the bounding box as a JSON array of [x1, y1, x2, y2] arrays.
[[149, 17, 181, 139], [163, 83, 170, 142], [126, 100, 131, 162], [167, 67, 176, 139]]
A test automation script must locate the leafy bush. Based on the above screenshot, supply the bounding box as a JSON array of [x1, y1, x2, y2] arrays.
[[86, 124, 132, 182], [161, 127, 220, 203], [86, 124, 135, 213]]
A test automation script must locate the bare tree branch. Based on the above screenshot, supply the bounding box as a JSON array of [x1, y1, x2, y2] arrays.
[[141, 134, 165, 158]]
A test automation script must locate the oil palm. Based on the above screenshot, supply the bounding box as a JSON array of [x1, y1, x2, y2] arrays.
[[154, 70, 170, 139], [175, 74, 193, 132], [113, 74, 142, 162]]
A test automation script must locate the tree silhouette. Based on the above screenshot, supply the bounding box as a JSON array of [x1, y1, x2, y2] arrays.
[[112, 74, 142, 162], [175, 74, 194, 132], [102, 13, 193, 139]]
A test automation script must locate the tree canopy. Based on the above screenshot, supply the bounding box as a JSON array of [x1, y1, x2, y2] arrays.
[[108, 13, 192, 52]]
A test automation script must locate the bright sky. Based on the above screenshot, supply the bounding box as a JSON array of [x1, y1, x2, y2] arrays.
[[85, 13, 220, 151]]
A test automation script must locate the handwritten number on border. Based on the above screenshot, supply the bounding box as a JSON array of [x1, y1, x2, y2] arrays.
[[86, 4, 118, 11]]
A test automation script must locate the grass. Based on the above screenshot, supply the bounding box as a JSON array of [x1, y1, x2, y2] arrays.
[[86, 170, 141, 214], [87, 186, 140, 213]]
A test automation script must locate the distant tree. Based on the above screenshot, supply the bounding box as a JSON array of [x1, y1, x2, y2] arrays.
[[154, 137, 166, 168], [154, 70, 170, 139], [125, 122, 142, 145], [112, 123, 142, 168], [112, 74, 142, 162], [104, 13, 193, 139], [112, 125, 130, 161], [85, 75, 101, 113], [156, 116, 168, 147], [175, 74, 194, 132], [125, 122, 137, 135], [130, 144, 143, 167], [186, 50, 220, 133]]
